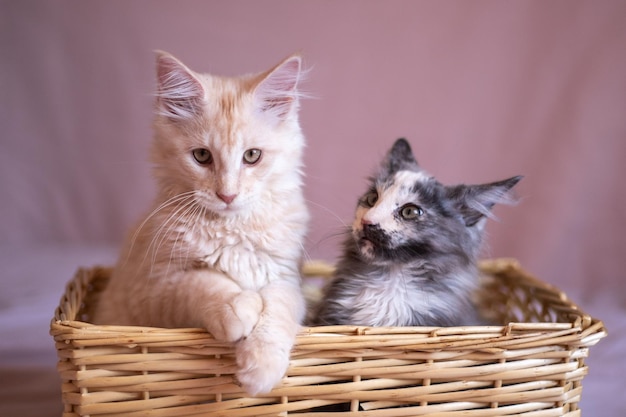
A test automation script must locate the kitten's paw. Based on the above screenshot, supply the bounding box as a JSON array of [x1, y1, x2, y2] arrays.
[[210, 291, 263, 342], [235, 335, 291, 396]]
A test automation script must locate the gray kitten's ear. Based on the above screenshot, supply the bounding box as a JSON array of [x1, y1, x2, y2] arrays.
[[449, 175, 523, 227], [254, 54, 304, 121], [155, 51, 205, 120], [380, 138, 420, 177]]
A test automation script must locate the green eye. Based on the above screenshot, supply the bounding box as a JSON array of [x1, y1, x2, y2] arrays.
[[192, 148, 213, 165], [400, 204, 424, 220], [243, 148, 262, 165], [365, 191, 378, 207]]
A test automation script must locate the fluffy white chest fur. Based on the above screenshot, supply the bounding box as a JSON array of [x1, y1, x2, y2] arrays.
[[347, 267, 451, 327], [172, 199, 307, 290]]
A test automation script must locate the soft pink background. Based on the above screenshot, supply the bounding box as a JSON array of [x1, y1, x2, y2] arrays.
[[1, 1, 625, 416]]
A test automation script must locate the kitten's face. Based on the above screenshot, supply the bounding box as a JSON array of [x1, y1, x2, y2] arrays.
[[150, 53, 304, 216], [351, 138, 521, 264], [352, 170, 468, 263], [153, 96, 302, 215]]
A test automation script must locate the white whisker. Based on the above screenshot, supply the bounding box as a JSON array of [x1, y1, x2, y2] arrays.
[[180, 202, 205, 269], [142, 194, 197, 274], [299, 242, 313, 264], [124, 191, 197, 267], [305, 199, 348, 228], [162, 202, 196, 277], [308, 227, 349, 252], [152, 198, 198, 273]]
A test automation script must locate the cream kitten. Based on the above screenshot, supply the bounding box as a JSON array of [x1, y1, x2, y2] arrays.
[[93, 51, 309, 396]]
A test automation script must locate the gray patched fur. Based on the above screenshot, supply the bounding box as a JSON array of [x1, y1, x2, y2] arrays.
[[310, 138, 522, 327]]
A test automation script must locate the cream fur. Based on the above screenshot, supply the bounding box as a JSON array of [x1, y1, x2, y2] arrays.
[[93, 52, 309, 396]]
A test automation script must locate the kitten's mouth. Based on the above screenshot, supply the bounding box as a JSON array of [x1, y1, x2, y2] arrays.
[[220, 203, 238, 212], [355, 234, 378, 259], [354, 224, 391, 260], [357, 225, 388, 246], [357, 238, 375, 256], [197, 193, 244, 214]]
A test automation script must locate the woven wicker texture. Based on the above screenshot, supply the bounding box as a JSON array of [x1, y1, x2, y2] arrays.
[[50, 259, 606, 416]]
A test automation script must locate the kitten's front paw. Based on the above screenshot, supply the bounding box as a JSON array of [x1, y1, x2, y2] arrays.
[[235, 334, 291, 396], [209, 291, 263, 342]]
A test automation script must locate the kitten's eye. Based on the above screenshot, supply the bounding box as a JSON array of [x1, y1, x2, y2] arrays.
[[400, 204, 424, 220], [192, 148, 213, 165], [243, 148, 262, 165], [365, 191, 378, 207]]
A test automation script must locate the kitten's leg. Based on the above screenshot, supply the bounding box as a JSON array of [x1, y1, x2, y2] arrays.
[[159, 269, 263, 343], [235, 276, 305, 395], [208, 287, 263, 343]]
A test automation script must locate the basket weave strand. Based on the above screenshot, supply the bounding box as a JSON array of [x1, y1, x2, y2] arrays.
[[50, 259, 606, 416]]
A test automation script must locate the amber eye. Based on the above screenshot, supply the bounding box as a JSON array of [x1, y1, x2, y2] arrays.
[[192, 148, 213, 165], [365, 191, 378, 207], [243, 148, 262, 165], [400, 204, 424, 220]]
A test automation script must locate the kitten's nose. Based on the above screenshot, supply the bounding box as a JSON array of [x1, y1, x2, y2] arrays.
[[217, 192, 237, 204], [361, 220, 376, 234], [361, 222, 387, 244]]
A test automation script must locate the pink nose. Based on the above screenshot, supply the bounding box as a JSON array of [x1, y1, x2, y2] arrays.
[[217, 193, 237, 204]]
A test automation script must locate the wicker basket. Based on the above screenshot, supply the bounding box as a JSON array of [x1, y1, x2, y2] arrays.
[[51, 259, 606, 416]]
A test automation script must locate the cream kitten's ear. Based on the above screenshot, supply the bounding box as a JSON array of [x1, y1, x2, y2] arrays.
[[155, 51, 205, 120], [254, 54, 303, 121]]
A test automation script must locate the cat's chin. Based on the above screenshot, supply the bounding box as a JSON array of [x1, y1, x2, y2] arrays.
[[356, 238, 377, 261], [198, 199, 249, 217], [216, 204, 242, 214], [355, 236, 394, 264], [212, 205, 248, 217]]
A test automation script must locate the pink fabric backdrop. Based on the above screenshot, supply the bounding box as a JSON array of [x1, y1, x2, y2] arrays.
[[1, 1, 625, 415]]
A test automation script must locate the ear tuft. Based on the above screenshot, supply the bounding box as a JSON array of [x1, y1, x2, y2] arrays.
[[254, 55, 304, 121], [155, 51, 205, 120], [449, 176, 523, 227], [379, 138, 421, 179]]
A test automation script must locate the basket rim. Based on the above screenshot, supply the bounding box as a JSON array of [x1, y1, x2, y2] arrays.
[[50, 258, 607, 349]]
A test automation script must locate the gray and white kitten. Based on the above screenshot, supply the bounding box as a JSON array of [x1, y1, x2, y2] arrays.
[[311, 138, 522, 327]]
